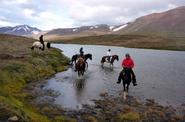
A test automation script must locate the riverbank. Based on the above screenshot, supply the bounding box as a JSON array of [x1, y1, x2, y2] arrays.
[[49, 34, 185, 51], [30, 83, 185, 122], [0, 34, 72, 122]]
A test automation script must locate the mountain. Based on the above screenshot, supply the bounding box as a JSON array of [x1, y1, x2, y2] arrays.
[[115, 6, 185, 38], [0, 25, 41, 36], [44, 24, 130, 40], [46, 24, 111, 35]]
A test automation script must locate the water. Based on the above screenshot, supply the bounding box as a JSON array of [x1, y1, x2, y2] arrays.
[[41, 44, 185, 109]]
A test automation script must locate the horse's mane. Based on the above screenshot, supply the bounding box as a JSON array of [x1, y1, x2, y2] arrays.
[[85, 53, 92, 56]]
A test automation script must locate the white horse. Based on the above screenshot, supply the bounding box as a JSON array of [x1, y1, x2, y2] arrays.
[[31, 41, 51, 50]]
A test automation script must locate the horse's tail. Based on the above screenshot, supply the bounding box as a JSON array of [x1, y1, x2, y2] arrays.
[[101, 57, 105, 63]]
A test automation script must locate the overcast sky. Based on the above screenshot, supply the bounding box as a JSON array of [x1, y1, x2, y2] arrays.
[[0, 0, 184, 30]]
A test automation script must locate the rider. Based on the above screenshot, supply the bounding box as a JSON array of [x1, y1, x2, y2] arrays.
[[106, 49, 111, 62], [117, 53, 137, 86], [75, 47, 85, 72], [79, 47, 85, 59], [39, 35, 45, 50]]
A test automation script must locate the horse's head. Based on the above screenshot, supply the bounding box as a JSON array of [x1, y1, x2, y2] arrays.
[[85, 54, 92, 60], [113, 55, 119, 61], [116, 55, 119, 61]]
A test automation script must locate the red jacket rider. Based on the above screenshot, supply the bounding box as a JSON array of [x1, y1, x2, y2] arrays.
[[122, 55, 134, 69]]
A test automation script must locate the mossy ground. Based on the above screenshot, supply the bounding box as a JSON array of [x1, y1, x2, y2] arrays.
[[0, 34, 74, 122]]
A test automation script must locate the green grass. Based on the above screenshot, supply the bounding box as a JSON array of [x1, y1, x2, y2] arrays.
[[0, 34, 71, 121], [115, 111, 140, 122]]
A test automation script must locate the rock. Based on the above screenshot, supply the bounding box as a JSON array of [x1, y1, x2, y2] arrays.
[[99, 92, 108, 97], [8, 116, 18, 121], [146, 99, 155, 106], [146, 99, 155, 103]]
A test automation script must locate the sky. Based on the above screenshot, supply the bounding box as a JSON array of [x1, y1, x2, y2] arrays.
[[0, 0, 184, 30]]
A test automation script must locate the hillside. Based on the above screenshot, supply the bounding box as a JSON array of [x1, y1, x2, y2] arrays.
[[0, 34, 70, 122], [53, 34, 185, 51], [44, 24, 112, 40], [116, 6, 185, 38]]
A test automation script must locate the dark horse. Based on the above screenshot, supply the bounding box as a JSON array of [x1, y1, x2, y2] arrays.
[[117, 68, 132, 92], [70, 53, 92, 68], [75, 57, 86, 76], [101, 55, 119, 67]]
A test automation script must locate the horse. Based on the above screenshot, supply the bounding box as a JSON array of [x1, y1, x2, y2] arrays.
[[101, 55, 119, 67], [84, 53, 92, 69], [31, 41, 51, 50], [70, 53, 92, 69], [117, 68, 132, 100], [75, 57, 86, 77]]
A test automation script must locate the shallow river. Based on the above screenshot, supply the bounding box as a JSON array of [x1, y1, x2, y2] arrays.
[[40, 44, 185, 109]]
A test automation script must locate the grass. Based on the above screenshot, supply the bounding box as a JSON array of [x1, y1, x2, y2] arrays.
[[0, 34, 71, 121], [50, 34, 185, 51], [115, 111, 140, 122]]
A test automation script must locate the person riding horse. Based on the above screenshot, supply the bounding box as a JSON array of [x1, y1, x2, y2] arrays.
[[39, 35, 45, 50], [79, 47, 85, 59], [117, 53, 137, 86], [106, 49, 111, 62], [75, 47, 85, 72]]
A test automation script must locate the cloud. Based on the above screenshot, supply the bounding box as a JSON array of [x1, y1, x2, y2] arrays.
[[2, 0, 28, 5], [66, 0, 184, 26], [0, 0, 184, 30], [0, 19, 19, 27]]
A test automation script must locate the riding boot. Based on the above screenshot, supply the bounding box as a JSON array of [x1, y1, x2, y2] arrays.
[[108, 57, 110, 63], [131, 69, 137, 86]]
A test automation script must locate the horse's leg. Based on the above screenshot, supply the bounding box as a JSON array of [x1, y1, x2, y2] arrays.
[[85, 62, 88, 70], [126, 84, 129, 93], [127, 81, 131, 93], [82, 70, 84, 76], [123, 82, 126, 92], [78, 70, 80, 77], [101, 62, 104, 68], [122, 82, 127, 101], [75, 63, 77, 72], [110, 63, 113, 69]]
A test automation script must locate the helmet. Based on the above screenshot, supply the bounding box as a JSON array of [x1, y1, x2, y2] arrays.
[[125, 53, 130, 57], [108, 49, 111, 51]]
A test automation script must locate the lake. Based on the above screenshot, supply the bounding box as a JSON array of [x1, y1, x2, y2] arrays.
[[40, 44, 185, 109]]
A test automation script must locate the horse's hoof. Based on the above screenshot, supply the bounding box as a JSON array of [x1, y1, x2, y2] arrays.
[[133, 83, 137, 86], [117, 81, 121, 84]]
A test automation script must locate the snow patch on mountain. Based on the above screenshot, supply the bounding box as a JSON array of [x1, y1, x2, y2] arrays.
[[112, 24, 128, 32], [109, 26, 115, 30]]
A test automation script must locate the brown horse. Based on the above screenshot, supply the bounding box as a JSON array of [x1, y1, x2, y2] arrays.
[[70, 54, 92, 70], [75, 57, 86, 76], [101, 55, 119, 67]]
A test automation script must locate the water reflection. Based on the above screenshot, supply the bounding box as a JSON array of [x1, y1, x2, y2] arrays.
[[74, 78, 86, 96]]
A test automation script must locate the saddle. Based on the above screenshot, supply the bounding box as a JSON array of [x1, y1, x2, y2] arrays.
[[105, 56, 111, 63]]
